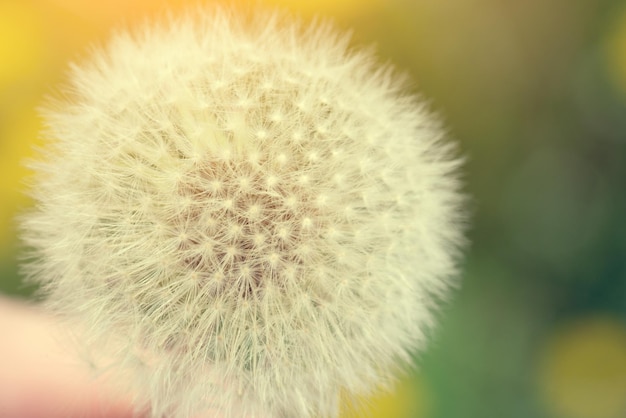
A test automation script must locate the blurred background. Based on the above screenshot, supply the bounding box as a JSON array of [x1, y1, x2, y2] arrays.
[[1, 0, 625, 417]]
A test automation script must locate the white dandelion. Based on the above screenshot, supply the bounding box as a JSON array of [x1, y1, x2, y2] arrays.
[[20, 6, 465, 418]]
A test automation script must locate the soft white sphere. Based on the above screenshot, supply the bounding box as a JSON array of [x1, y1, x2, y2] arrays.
[[21, 6, 465, 418]]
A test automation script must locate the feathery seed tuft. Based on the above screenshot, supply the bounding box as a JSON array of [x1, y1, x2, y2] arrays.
[[20, 6, 465, 418]]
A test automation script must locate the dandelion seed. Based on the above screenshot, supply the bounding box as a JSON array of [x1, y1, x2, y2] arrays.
[[20, 5, 466, 418]]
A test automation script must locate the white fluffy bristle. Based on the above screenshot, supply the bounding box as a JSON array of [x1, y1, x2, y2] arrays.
[[21, 6, 465, 418]]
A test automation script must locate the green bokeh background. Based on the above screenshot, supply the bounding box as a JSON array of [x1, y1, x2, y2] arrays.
[[1, 1, 625, 417]]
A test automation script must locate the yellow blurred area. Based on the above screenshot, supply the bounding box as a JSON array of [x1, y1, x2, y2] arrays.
[[51, 0, 383, 20], [48, 0, 188, 25], [0, 105, 41, 256], [0, 2, 44, 86], [0, 2, 46, 257], [605, 2, 626, 96], [341, 377, 429, 418], [538, 317, 626, 418], [265, 0, 383, 18]]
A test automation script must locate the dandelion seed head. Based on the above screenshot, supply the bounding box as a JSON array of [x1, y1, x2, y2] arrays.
[[20, 6, 465, 418]]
